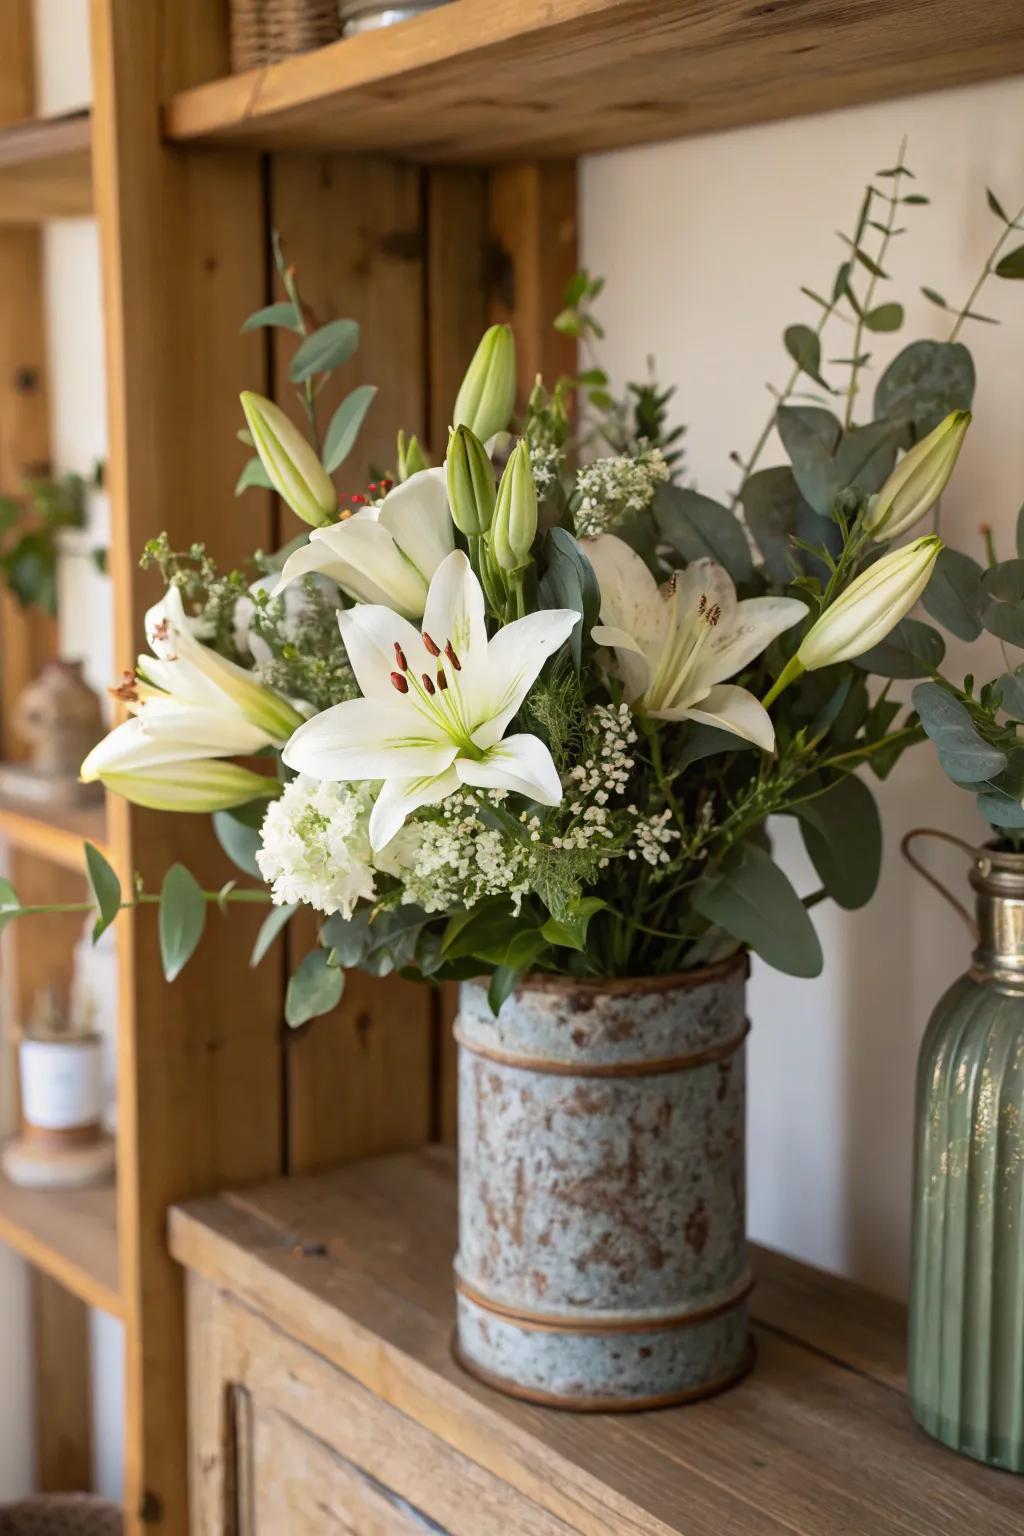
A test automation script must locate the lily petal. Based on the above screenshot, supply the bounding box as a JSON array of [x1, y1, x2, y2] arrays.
[[294, 520, 429, 617], [654, 683, 776, 753], [338, 604, 426, 701], [473, 608, 579, 748], [377, 467, 454, 581], [456, 732, 563, 805], [670, 559, 739, 637], [369, 765, 461, 850], [590, 624, 651, 705], [422, 550, 489, 719], [699, 596, 807, 688], [282, 698, 456, 782], [584, 534, 663, 655]]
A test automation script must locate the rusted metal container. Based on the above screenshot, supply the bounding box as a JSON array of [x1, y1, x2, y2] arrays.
[[454, 954, 753, 1410]]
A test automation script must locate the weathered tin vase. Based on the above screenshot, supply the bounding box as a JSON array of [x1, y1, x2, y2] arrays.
[[454, 954, 753, 1410], [908, 836, 1024, 1471]]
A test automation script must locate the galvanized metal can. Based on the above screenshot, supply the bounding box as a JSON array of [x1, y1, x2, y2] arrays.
[[908, 837, 1024, 1471], [453, 954, 753, 1410]]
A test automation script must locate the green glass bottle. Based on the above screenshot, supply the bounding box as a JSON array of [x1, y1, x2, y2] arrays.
[[909, 841, 1024, 1471]]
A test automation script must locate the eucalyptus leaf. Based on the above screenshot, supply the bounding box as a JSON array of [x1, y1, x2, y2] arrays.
[[922, 548, 985, 641], [321, 908, 371, 968], [654, 484, 754, 584], [790, 775, 881, 910], [84, 842, 121, 944], [741, 467, 804, 582], [981, 561, 1024, 646], [289, 319, 360, 384], [783, 324, 830, 390], [853, 618, 945, 678], [775, 406, 842, 517], [159, 864, 207, 983], [538, 528, 601, 671], [834, 419, 905, 496], [998, 672, 1024, 718], [676, 722, 757, 772], [864, 303, 904, 333], [286, 948, 345, 1027], [322, 385, 377, 473], [213, 809, 263, 879], [913, 682, 1007, 784], [1016, 504, 1024, 560], [235, 457, 273, 496], [873, 340, 975, 439], [995, 244, 1024, 280], [250, 902, 299, 967], [976, 786, 1024, 828], [241, 302, 301, 334], [693, 844, 823, 978]]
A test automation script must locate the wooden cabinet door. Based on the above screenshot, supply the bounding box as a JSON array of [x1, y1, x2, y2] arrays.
[[246, 1398, 448, 1536]]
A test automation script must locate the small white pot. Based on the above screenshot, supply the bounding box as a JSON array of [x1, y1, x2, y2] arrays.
[[19, 1034, 104, 1131]]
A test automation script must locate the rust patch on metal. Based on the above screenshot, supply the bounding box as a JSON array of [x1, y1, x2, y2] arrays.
[[686, 1200, 709, 1256], [452, 1018, 751, 1078]]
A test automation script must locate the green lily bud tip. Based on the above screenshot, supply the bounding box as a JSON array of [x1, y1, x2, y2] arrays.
[[241, 391, 337, 529], [397, 429, 429, 483], [452, 324, 517, 444], [490, 439, 538, 573], [864, 409, 971, 542], [446, 424, 496, 538]]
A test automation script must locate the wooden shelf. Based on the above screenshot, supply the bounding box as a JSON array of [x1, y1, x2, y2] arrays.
[[0, 109, 92, 223], [164, 0, 1024, 164], [0, 1156, 120, 1316], [0, 794, 108, 872], [171, 1148, 1024, 1536]]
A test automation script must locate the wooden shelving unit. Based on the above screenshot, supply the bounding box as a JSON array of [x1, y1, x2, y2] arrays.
[[0, 1158, 119, 1317], [0, 0, 1014, 1527], [164, 0, 1024, 163], [0, 108, 92, 222], [0, 796, 108, 870]]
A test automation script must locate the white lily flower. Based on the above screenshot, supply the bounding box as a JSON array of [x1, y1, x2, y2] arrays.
[[282, 550, 579, 849], [277, 467, 455, 620], [585, 534, 806, 752], [81, 718, 281, 811]]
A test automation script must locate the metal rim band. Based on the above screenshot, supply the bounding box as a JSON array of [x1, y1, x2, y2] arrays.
[[491, 948, 751, 998], [454, 1269, 754, 1335], [452, 1336, 757, 1413], [453, 1018, 750, 1079]]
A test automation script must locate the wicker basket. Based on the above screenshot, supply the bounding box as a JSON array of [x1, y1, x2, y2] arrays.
[[230, 0, 341, 72]]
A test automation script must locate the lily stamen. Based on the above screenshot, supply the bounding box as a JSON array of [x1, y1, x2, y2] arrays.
[[394, 641, 409, 672], [438, 668, 448, 691], [444, 641, 462, 672], [423, 632, 441, 657], [421, 673, 436, 696], [391, 671, 409, 694]]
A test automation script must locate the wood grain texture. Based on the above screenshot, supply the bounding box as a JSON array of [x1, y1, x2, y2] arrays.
[[267, 150, 436, 1175], [0, 1155, 120, 1315], [33, 1273, 93, 1492], [171, 1148, 1024, 1536], [487, 163, 578, 407], [426, 166, 487, 457], [90, 1, 285, 1527], [0, 796, 109, 869], [0, 110, 92, 224], [165, 0, 1024, 164]]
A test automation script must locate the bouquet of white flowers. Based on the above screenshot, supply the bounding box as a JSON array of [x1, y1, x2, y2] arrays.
[[4, 158, 1018, 1024]]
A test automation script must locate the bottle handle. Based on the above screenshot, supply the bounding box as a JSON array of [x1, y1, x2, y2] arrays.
[[901, 827, 980, 941]]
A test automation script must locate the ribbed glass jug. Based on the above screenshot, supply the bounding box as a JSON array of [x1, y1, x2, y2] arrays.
[[906, 832, 1024, 1471]]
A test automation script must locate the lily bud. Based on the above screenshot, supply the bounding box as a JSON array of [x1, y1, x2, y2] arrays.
[[397, 429, 429, 482], [863, 410, 971, 541], [453, 324, 517, 443], [241, 391, 337, 528], [81, 719, 282, 812], [798, 535, 943, 671], [490, 440, 537, 573], [446, 425, 495, 537]]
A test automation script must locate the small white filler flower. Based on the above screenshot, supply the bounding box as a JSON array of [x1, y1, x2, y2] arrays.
[[584, 534, 806, 751], [282, 550, 579, 849]]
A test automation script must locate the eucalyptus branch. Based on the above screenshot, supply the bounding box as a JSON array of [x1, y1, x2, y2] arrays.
[[844, 143, 907, 429], [948, 199, 1024, 343], [272, 231, 322, 456]]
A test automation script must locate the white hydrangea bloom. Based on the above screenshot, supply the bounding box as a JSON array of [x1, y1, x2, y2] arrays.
[[574, 446, 670, 538], [256, 775, 380, 917]]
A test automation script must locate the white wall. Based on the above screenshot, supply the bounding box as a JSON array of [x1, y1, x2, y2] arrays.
[[582, 74, 1024, 1298]]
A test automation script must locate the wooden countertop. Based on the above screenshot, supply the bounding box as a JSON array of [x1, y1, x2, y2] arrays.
[[170, 1147, 1024, 1535]]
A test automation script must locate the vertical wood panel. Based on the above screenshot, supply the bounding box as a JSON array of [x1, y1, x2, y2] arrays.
[[487, 162, 578, 406], [33, 1274, 93, 1492], [425, 166, 487, 459], [90, 2, 283, 1527], [268, 153, 436, 1174]]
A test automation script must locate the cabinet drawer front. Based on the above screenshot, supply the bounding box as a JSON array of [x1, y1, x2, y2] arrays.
[[250, 1401, 445, 1535]]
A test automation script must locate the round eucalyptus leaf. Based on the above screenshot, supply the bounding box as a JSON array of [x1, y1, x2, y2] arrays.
[[873, 340, 975, 439]]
